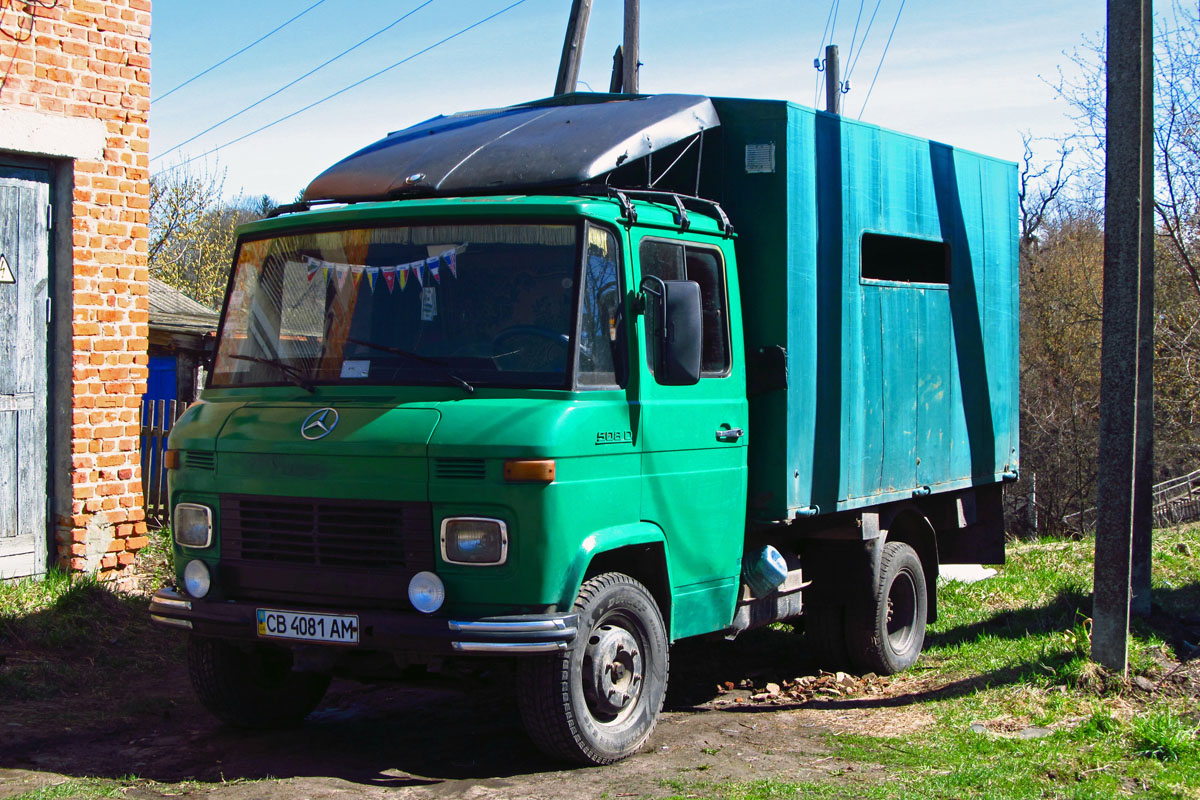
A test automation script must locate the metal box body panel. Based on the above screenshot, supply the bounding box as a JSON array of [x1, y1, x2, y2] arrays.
[[709, 98, 1018, 520]]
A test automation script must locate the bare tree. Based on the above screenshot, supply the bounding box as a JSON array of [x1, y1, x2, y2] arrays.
[[149, 164, 274, 308]]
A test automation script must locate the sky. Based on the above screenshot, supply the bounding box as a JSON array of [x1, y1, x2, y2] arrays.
[[148, 0, 1108, 203]]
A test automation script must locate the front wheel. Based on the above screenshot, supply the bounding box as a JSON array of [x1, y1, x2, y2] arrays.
[[847, 541, 928, 675], [518, 572, 669, 765], [187, 635, 330, 728]]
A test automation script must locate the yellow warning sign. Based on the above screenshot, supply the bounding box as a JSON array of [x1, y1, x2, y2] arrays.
[[0, 255, 14, 285]]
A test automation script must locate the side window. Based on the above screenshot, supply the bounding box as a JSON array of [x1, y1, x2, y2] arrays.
[[577, 225, 624, 388], [861, 233, 950, 284], [639, 239, 731, 378]]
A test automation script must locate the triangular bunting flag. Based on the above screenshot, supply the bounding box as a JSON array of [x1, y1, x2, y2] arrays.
[[427, 256, 440, 284], [398, 265, 409, 291], [322, 266, 331, 284], [411, 261, 424, 288], [351, 264, 364, 289], [304, 256, 321, 282], [382, 265, 396, 292], [443, 250, 457, 278], [366, 266, 378, 292], [335, 263, 349, 288]]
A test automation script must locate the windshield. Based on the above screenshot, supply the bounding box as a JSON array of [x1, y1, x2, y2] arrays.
[[211, 222, 588, 390]]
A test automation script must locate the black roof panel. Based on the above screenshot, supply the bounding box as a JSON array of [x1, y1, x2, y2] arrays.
[[303, 93, 719, 202]]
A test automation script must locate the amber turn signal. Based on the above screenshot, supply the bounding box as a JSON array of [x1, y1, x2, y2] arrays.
[[163, 450, 181, 470], [503, 459, 555, 483]]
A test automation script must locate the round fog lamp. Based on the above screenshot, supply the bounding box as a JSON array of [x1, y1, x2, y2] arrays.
[[407, 571, 445, 614], [183, 559, 211, 598]]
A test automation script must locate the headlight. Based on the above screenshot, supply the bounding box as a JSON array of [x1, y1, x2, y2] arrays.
[[174, 503, 212, 548], [408, 571, 445, 613], [183, 559, 211, 598], [440, 517, 508, 565]]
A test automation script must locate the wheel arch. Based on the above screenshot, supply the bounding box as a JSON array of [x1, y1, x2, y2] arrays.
[[880, 506, 940, 623], [559, 522, 672, 633]]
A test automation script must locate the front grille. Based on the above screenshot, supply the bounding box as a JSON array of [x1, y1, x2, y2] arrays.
[[218, 494, 435, 608], [434, 458, 486, 480], [221, 495, 432, 570]]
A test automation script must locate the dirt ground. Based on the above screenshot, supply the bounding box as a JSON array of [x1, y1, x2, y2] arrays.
[[0, 631, 922, 800]]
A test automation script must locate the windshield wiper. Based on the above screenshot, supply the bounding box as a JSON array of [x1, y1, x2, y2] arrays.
[[229, 354, 316, 394], [346, 337, 475, 394]]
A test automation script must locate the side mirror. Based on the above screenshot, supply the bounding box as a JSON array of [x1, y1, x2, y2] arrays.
[[640, 276, 702, 386]]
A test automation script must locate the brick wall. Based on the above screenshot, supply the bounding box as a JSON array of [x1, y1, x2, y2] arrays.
[[1, 0, 152, 579]]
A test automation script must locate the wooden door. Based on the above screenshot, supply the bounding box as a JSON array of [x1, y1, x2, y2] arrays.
[[0, 165, 51, 579]]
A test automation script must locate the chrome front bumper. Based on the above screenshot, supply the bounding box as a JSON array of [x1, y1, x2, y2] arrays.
[[149, 587, 578, 654]]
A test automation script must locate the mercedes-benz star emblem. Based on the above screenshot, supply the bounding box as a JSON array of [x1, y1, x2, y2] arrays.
[[300, 408, 339, 440]]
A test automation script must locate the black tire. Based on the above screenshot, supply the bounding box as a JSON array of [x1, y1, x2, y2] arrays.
[[187, 635, 330, 729], [517, 572, 669, 765], [803, 598, 851, 671], [846, 541, 928, 675]]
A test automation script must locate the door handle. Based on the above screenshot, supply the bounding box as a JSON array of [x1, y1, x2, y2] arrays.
[[715, 427, 743, 442]]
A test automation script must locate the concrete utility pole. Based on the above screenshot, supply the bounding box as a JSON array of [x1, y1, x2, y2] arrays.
[[554, 0, 592, 96], [1130, 0, 1155, 619], [1093, 0, 1154, 674], [824, 45, 841, 115], [622, 0, 640, 94]]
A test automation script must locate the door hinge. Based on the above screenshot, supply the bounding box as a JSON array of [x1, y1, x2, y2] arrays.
[[45, 297, 52, 325], [46, 203, 52, 230]]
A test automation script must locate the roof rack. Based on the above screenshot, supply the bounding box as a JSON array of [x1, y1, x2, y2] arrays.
[[596, 187, 735, 237]]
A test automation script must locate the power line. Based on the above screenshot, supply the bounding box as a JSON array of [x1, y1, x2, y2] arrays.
[[844, 0, 865, 82], [858, 0, 905, 120], [156, 0, 329, 104], [154, 1, 435, 163], [814, 0, 840, 106], [156, 0, 530, 177], [846, 0, 884, 83]]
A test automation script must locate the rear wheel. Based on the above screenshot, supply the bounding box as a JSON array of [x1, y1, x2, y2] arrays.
[[188, 635, 330, 728], [847, 541, 928, 675], [518, 572, 669, 765]]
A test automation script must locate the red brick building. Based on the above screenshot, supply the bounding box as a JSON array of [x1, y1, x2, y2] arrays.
[[0, 0, 151, 583]]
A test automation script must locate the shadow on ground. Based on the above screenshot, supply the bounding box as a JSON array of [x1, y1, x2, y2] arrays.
[[1, 578, 1196, 790]]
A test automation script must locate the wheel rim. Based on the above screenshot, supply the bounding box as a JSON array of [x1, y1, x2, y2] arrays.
[[885, 569, 918, 653], [581, 615, 645, 724]]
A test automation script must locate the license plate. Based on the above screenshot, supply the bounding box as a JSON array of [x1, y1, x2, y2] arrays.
[[256, 608, 359, 644]]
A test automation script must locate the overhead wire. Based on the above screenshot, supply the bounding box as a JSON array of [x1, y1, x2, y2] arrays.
[[813, 0, 840, 107], [156, 0, 530, 177], [155, 0, 330, 104], [844, 0, 866, 85], [858, 0, 906, 120], [846, 0, 884, 83], [154, 0, 435, 163]]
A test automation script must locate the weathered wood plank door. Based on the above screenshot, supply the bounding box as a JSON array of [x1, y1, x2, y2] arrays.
[[0, 165, 51, 579]]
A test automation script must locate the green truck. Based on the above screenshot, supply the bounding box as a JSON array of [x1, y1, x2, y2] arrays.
[[150, 93, 1018, 765]]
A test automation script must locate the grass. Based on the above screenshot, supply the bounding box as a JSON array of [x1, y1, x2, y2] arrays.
[[660, 524, 1200, 800], [6, 778, 132, 800], [0, 528, 181, 703]]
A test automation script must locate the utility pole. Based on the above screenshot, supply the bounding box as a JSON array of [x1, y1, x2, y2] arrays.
[[1130, 0, 1155, 619], [824, 44, 841, 115], [622, 0, 639, 94], [554, 0, 592, 96], [609, 45, 623, 93], [1093, 0, 1154, 674]]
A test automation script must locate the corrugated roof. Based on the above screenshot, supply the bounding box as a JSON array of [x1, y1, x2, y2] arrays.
[[149, 278, 219, 318], [149, 279, 219, 337]]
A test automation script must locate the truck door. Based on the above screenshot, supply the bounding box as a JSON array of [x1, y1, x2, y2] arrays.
[[635, 235, 748, 639]]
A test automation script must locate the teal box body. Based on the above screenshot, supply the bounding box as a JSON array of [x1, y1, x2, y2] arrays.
[[704, 98, 1019, 521]]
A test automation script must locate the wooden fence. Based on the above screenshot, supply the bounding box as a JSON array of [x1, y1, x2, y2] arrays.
[[1062, 467, 1200, 533], [140, 399, 187, 528]]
